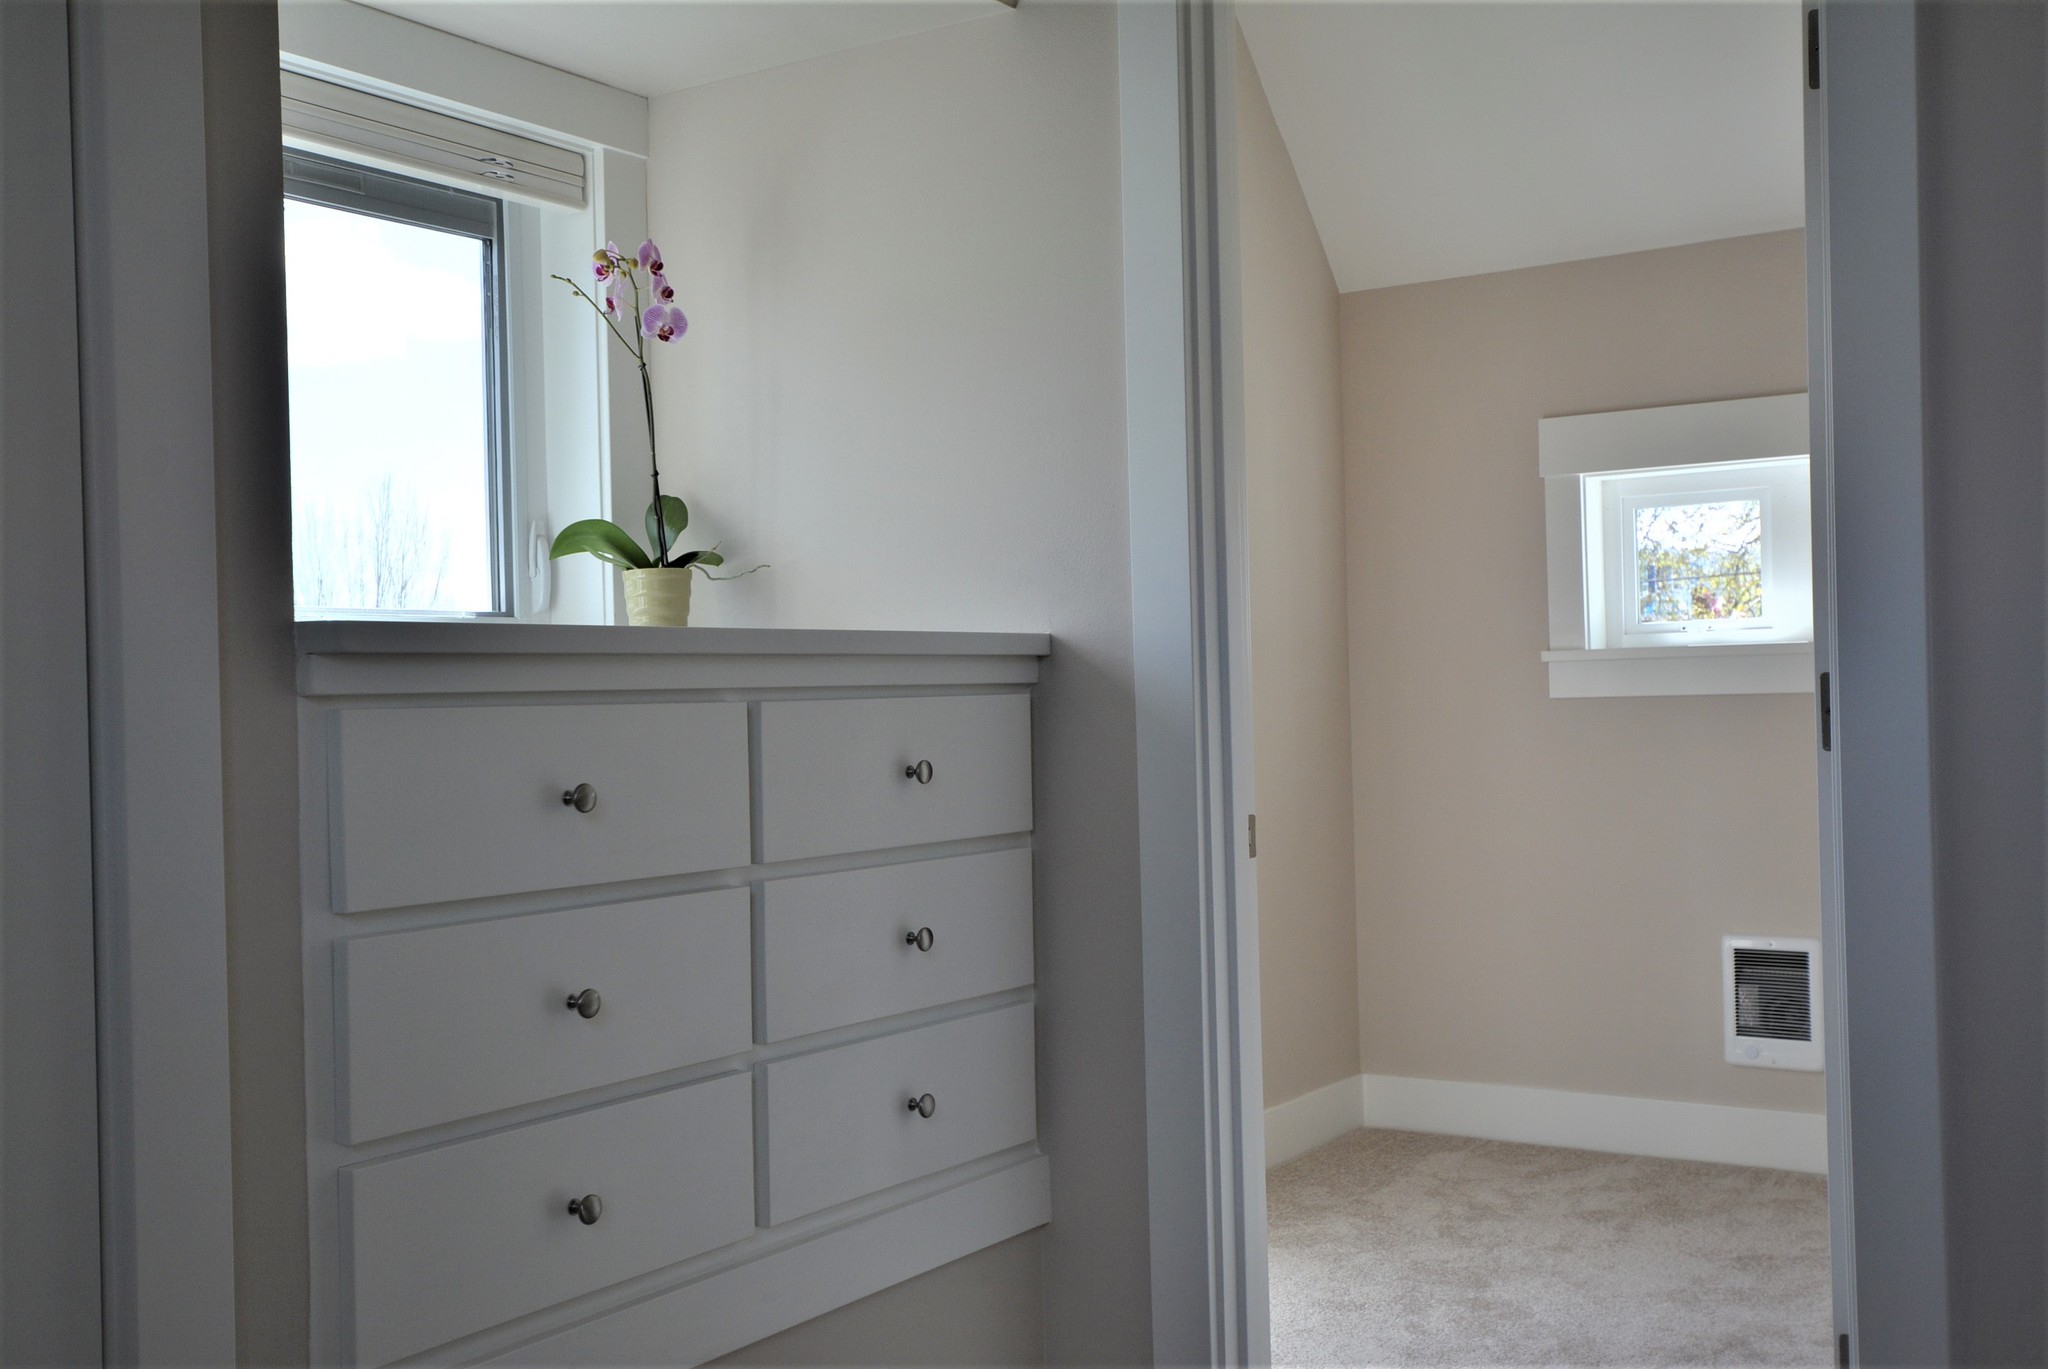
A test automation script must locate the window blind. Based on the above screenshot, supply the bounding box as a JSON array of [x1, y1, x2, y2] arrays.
[[281, 70, 585, 210]]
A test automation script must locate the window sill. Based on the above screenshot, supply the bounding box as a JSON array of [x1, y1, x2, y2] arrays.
[[1541, 642, 1814, 699]]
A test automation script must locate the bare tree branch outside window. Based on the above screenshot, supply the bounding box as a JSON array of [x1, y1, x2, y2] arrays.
[[294, 474, 451, 613]]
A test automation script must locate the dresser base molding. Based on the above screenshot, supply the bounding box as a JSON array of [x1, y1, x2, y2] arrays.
[[477, 1155, 1049, 1367]]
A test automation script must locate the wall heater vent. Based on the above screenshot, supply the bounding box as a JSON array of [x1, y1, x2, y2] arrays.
[[1723, 936, 1823, 1071]]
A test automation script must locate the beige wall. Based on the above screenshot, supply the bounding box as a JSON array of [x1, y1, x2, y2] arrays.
[[1342, 230, 1825, 1113], [1236, 36, 1361, 1110]]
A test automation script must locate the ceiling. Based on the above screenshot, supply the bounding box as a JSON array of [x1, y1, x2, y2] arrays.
[[1237, 2, 1805, 292], [352, 0, 1004, 98]]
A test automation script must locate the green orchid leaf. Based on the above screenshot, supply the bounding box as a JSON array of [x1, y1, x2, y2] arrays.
[[550, 519, 653, 570], [694, 550, 725, 568], [668, 550, 704, 569], [645, 496, 689, 557]]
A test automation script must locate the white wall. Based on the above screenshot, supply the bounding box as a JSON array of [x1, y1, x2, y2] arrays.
[[647, 6, 1147, 1362]]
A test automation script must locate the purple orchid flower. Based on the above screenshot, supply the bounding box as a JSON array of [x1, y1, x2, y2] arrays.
[[641, 303, 686, 343], [638, 239, 665, 274], [651, 272, 676, 304]]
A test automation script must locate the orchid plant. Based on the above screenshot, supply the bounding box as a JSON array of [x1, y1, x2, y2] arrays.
[[548, 239, 754, 578]]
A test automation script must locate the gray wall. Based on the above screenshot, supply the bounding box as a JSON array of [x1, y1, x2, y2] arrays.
[[706, 1234, 1043, 1369], [1, 2, 104, 1361], [1915, 0, 2047, 1360]]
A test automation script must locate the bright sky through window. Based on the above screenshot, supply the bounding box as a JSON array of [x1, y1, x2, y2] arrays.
[[1633, 498, 1763, 623], [286, 199, 494, 614]]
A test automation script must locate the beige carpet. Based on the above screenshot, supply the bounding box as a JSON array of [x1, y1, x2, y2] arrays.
[[1267, 1129, 1832, 1368]]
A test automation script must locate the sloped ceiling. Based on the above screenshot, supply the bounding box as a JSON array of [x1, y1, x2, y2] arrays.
[[1237, 2, 1805, 292]]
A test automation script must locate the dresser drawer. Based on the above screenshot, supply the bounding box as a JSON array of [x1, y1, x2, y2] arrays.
[[757, 694, 1032, 863], [344, 1073, 755, 1368], [327, 702, 749, 912], [762, 1003, 1035, 1224], [760, 850, 1033, 1042], [337, 889, 751, 1143]]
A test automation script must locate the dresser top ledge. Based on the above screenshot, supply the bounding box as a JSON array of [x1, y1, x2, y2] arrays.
[[295, 620, 1053, 660]]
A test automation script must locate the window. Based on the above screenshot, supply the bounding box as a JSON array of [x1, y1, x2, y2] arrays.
[[286, 150, 508, 616], [1585, 456, 1811, 650], [1538, 394, 1814, 697]]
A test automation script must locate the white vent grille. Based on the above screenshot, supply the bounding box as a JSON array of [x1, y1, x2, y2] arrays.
[[1723, 936, 1823, 1071]]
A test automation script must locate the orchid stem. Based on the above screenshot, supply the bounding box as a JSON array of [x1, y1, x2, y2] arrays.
[[551, 269, 670, 567]]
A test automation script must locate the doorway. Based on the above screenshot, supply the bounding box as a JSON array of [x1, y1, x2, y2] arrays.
[[1228, 5, 1833, 1362]]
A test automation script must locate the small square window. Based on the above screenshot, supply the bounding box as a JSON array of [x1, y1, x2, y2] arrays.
[[1585, 457, 1809, 651], [1537, 393, 1814, 697], [1632, 498, 1762, 625]]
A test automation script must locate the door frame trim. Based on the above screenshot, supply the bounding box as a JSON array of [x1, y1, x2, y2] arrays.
[[1122, 2, 1269, 1361], [1804, 4, 1950, 1363], [68, 0, 240, 1359]]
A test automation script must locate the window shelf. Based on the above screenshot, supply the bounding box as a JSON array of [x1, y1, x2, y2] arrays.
[[1541, 642, 1814, 699]]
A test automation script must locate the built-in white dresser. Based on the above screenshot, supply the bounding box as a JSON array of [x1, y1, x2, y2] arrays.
[[296, 623, 1052, 1367]]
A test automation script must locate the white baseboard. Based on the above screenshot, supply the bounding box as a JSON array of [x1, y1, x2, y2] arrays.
[[1264, 1074, 1369, 1168], [1264, 1073, 1827, 1174]]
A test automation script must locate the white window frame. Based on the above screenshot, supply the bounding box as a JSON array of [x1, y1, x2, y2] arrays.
[[1590, 456, 1812, 648], [280, 72, 621, 625], [1540, 393, 1814, 698], [285, 149, 516, 620]]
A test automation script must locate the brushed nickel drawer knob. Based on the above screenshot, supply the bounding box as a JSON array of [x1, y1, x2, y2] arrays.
[[908, 1093, 936, 1119], [566, 988, 602, 1019], [562, 783, 598, 813], [904, 759, 934, 785], [905, 927, 935, 953], [567, 1193, 603, 1225]]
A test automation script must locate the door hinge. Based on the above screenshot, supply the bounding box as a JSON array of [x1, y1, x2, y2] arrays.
[[1819, 671, 1832, 751], [1247, 814, 1257, 859], [1806, 8, 1821, 90]]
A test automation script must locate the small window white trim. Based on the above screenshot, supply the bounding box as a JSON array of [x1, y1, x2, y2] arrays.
[[1539, 393, 1814, 698]]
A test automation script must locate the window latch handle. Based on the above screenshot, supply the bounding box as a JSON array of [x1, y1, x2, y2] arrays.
[[529, 521, 552, 615]]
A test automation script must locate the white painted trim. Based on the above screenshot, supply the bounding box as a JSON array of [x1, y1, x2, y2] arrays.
[[1121, 2, 1266, 1362], [1262, 1077, 1366, 1169], [278, 0, 649, 155], [1360, 1075, 1828, 1175], [1539, 392, 1816, 687], [1542, 642, 1815, 698], [1538, 392, 1810, 479], [68, 2, 239, 1358], [1263, 1075, 1826, 1175]]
